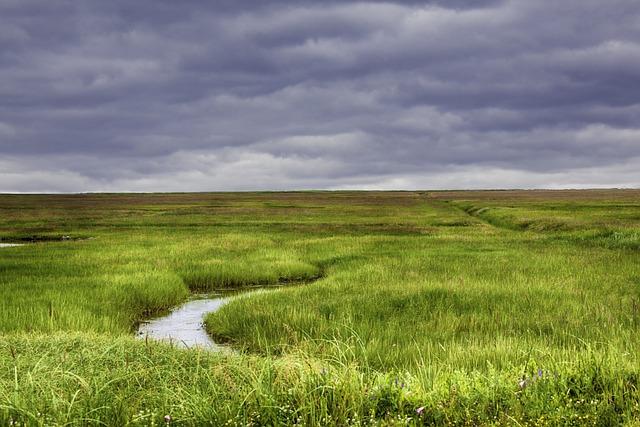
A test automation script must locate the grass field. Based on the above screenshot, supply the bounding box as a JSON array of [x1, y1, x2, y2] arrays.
[[1, 190, 640, 425]]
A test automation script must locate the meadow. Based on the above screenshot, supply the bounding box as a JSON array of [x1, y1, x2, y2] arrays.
[[1, 190, 639, 425]]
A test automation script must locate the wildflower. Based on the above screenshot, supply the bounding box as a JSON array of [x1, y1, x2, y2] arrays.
[[416, 406, 425, 416], [164, 415, 172, 424], [518, 378, 528, 389]]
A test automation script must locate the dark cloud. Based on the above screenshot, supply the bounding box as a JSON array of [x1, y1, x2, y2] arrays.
[[1, 0, 640, 192]]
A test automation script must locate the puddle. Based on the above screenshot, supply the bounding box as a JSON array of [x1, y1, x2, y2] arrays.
[[137, 295, 234, 351], [0, 243, 24, 248]]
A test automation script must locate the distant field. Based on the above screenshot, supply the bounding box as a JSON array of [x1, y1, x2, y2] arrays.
[[1, 191, 639, 425]]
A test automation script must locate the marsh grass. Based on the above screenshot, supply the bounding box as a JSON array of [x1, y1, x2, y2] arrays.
[[1, 191, 640, 424], [1, 334, 639, 426]]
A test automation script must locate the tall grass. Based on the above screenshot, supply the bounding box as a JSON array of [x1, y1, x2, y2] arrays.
[[1, 334, 639, 425]]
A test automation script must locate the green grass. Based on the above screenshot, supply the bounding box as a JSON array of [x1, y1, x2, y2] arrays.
[[1, 190, 640, 425]]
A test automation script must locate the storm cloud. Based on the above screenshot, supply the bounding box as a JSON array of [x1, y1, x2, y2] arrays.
[[1, 0, 639, 191]]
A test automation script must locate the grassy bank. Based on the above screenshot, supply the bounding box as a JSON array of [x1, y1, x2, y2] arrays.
[[1, 191, 640, 425]]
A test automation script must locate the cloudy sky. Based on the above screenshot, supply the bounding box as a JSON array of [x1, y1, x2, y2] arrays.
[[1, 0, 639, 192]]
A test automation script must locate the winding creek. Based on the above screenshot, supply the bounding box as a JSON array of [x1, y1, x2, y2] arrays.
[[137, 274, 323, 351], [136, 286, 291, 351], [1, 241, 323, 352], [137, 295, 233, 351], [2, 242, 319, 352]]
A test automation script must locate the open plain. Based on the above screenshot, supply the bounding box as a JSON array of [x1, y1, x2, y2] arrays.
[[1, 190, 640, 425]]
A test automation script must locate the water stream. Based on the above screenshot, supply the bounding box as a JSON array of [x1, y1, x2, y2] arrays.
[[137, 274, 322, 351], [137, 295, 233, 351]]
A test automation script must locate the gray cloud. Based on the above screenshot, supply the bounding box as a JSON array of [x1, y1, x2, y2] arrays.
[[1, 0, 639, 192]]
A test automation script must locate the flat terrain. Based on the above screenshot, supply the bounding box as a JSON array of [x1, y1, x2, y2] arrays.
[[1, 190, 639, 425]]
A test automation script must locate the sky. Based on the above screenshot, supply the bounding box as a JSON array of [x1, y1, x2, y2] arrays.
[[1, 0, 639, 192]]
